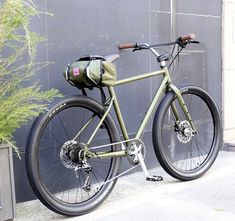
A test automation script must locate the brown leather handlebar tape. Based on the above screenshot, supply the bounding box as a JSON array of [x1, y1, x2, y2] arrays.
[[181, 33, 196, 42], [118, 43, 136, 49]]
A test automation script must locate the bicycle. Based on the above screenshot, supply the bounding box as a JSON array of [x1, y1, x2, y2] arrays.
[[25, 33, 222, 216]]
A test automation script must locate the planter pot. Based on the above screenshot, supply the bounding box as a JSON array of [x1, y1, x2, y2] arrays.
[[0, 144, 16, 221]]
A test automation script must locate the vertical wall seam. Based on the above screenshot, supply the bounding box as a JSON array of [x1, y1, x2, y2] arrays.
[[221, 0, 225, 136], [44, 0, 50, 90], [149, 0, 153, 129], [170, 0, 176, 41]]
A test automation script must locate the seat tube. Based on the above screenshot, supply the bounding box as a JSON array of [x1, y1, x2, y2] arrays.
[[86, 97, 114, 146], [108, 86, 129, 140]]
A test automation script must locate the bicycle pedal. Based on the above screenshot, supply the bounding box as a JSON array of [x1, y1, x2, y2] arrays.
[[146, 175, 163, 182]]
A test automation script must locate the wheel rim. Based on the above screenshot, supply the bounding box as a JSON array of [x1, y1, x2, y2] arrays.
[[160, 91, 216, 174]]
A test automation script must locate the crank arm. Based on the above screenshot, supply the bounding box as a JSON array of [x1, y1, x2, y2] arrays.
[[136, 150, 163, 182]]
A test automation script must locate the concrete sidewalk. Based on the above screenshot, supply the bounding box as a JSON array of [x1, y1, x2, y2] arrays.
[[15, 151, 235, 221]]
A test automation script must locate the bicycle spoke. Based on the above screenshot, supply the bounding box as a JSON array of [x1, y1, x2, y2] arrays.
[[73, 114, 96, 141], [57, 114, 70, 140]]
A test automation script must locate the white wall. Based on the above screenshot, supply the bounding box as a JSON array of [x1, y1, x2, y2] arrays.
[[223, 0, 235, 142]]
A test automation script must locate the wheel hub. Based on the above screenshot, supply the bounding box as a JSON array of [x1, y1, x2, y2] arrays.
[[176, 121, 194, 144], [60, 140, 85, 170]]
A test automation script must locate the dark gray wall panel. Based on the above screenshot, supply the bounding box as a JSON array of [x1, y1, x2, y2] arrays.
[[173, 51, 206, 89], [176, 14, 222, 107], [150, 0, 170, 12], [150, 11, 171, 43], [176, 0, 222, 16], [114, 53, 151, 134]]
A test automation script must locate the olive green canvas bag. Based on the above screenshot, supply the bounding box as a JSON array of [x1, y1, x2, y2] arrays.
[[64, 56, 117, 89]]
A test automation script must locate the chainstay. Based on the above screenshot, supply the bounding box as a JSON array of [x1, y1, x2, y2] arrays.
[[89, 138, 142, 150]]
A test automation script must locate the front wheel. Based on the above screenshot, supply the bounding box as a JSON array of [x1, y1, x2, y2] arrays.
[[152, 86, 222, 181]]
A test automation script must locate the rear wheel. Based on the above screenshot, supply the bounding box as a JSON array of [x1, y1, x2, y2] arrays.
[[25, 96, 121, 216], [152, 86, 221, 181]]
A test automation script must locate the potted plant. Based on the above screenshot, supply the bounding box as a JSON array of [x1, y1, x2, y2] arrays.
[[0, 0, 60, 220]]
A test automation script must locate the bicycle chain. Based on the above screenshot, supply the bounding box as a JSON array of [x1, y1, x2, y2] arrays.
[[89, 138, 142, 189]]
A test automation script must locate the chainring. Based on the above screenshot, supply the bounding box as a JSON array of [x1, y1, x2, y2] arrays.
[[126, 139, 146, 165]]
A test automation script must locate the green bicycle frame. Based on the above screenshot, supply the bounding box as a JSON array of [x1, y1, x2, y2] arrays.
[[85, 66, 196, 159]]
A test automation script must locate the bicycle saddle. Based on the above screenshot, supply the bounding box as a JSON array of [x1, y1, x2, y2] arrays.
[[104, 54, 120, 63]]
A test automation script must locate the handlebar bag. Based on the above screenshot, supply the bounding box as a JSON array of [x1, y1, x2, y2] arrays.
[[64, 56, 117, 88]]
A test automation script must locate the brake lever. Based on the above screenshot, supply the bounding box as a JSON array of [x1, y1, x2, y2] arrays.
[[175, 37, 186, 48], [189, 40, 200, 44], [133, 44, 149, 52], [132, 48, 141, 52], [176, 37, 200, 48]]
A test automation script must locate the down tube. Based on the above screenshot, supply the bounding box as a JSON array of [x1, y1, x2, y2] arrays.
[[135, 76, 168, 139]]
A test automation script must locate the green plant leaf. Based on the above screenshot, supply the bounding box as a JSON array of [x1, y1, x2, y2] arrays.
[[0, 0, 62, 155]]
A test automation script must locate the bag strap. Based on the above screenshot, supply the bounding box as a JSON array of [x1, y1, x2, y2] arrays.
[[81, 88, 87, 96], [99, 87, 106, 104], [85, 60, 99, 85], [98, 61, 105, 86]]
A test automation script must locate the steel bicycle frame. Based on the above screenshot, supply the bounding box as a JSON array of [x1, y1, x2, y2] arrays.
[[85, 66, 196, 159]]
